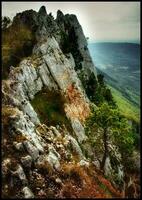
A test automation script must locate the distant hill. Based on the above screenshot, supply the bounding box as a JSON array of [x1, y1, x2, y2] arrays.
[[88, 42, 140, 108]]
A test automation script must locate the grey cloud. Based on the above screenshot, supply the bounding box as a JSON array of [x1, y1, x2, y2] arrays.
[[2, 2, 140, 43]]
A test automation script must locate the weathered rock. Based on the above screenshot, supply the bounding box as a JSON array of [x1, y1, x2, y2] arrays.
[[104, 156, 113, 177], [48, 144, 61, 159], [23, 141, 39, 161], [71, 118, 87, 143], [93, 159, 100, 169], [47, 150, 60, 170], [117, 165, 124, 181], [79, 160, 89, 167], [2, 6, 122, 199], [36, 147, 61, 171], [21, 155, 32, 169], [55, 178, 62, 185], [22, 186, 34, 198], [65, 135, 84, 159], [56, 12, 97, 79], [36, 155, 48, 169], [131, 151, 140, 172], [12, 165, 27, 185], [38, 62, 58, 90], [13, 142, 24, 151], [2, 158, 11, 178], [51, 126, 61, 137]]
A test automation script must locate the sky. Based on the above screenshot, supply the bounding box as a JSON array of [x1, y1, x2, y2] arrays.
[[2, 1, 140, 43]]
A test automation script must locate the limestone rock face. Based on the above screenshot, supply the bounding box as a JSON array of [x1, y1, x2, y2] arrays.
[[22, 187, 34, 198], [21, 155, 32, 169], [56, 11, 97, 79], [2, 6, 124, 198]]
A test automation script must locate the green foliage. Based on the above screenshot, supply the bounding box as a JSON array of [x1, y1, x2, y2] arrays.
[[81, 72, 116, 107], [92, 74, 116, 107], [31, 88, 72, 131], [85, 103, 135, 166], [2, 22, 36, 79], [60, 27, 83, 70], [60, 30, 70, 53], [83, 72, 98, 101]]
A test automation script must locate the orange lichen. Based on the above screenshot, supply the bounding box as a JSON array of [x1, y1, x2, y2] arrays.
[[65, 84, 90, 122]]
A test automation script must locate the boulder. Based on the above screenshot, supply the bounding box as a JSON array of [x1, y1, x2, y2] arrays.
[[71, 118, 87, 143], [65, 135, 84, 159], [79, 160, 89, 167], [47, 151, 60, 170], [22, 186, 34, 198], [23, 141, 39, 160], [12, 164, 27, 185], [51, 126, 61, 137], [2, 158, 11, 178], [13, 142, 24, 151], [21, 155, 32, 169]]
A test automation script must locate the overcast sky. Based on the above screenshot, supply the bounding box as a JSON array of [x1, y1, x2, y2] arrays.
[[2, 1, 140, 43]]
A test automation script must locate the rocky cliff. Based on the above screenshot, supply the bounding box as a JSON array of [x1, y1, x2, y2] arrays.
[[2, 6, 138, 198]]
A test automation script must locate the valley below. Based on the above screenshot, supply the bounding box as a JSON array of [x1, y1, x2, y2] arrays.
[[2, 6, 140, 199], [89, 42, 140, 122]]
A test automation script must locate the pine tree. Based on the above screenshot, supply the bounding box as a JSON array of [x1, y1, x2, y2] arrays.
[[85, 103, 134, 170]]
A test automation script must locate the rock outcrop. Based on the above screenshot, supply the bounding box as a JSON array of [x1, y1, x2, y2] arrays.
[[2, 6, 126, 198]]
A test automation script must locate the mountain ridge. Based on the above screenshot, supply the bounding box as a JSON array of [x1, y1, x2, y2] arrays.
[[2, 6, 140, 198]]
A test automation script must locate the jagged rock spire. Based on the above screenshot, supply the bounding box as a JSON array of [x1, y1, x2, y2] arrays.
[[38, 6, 47, 16], [57, 10, 64, 19]]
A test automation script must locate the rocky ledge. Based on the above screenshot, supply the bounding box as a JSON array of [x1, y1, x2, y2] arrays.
[[2, 6, 128, 198]]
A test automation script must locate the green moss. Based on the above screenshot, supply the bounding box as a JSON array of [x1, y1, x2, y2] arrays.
[[31, 88, 72, 131], [99, 182, 112, 196]]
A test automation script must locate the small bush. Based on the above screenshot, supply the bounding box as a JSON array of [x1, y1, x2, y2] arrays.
[[2, 22, 36, 79]]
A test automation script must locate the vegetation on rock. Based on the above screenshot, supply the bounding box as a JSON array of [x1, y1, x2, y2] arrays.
[[2, 20, 36, 79], [2, 6, 140, 199], [31, 88, 72, 131], [85, 103, 135, 169]]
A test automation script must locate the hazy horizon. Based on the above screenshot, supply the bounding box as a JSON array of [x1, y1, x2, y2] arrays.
[[2, 1, 140, 43], [88, 40, 140, 44]]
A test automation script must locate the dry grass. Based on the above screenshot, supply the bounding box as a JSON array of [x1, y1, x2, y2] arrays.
[[2, 106, 19, 125], [57, 162, 123, 198], [14, 134, 27, 143], [36, 160, 53, 176], [2, 23, 35, 79]]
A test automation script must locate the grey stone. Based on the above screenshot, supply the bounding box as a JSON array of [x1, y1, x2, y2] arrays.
[[65, 135, 84, 159], [21, 155, 32, 168], [56, 12, 97, 80], [2, 158, 11, 178], [55, 178, 62, 184], [51, 126, 61, 137], [104, 156, 113, 177], [14, 142, 24, 151], [23, 141, 39, 160], [79, 160, 89, 167], [22, 187, 34, 198], [93, 160, 100, 169], [12, 165, 27, 185], [47, 150, 60, 170], [71, 118, 87, 143]]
